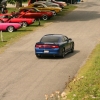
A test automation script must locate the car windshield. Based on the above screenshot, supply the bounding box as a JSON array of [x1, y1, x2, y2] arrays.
[[40, 36, 60, 43], [33, 8, 41, 12], [41, 4, 48, 7]]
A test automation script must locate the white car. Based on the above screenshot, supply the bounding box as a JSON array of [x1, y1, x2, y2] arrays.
[[34, 1, 60, 7]]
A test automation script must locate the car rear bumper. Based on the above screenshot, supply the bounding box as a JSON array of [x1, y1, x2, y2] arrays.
[[35, 48, 60, 55]]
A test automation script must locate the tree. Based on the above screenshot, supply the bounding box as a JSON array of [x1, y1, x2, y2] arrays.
[[7, 0, 27, 8]]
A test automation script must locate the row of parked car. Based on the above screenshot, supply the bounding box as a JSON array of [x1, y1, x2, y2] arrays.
[[0, 0, 67, 32]]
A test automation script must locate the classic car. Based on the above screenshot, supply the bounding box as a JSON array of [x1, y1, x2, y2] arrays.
[[0, 13, 35, 27], [35, 34, 74, 58], [19, 7, 54, 20], [0, 23, 21, 32], [20, 3, 62, 16], [34, 1, 60, 7], [47, 0, 67, 8]]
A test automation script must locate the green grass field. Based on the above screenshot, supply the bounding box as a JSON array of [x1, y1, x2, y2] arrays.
[[65, 43, 100, 100]]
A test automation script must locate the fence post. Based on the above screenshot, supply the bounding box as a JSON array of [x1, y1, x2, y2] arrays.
[[0, 31, 4, 42], [38, 18, 40, 26]]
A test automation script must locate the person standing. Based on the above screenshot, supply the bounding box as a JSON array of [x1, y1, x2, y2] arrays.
[[1, 5, 8, 14]]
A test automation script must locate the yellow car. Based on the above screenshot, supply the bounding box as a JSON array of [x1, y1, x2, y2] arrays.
[[20, 3, 62, 16]]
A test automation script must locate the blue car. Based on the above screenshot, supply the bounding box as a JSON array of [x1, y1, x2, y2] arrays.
[[35, 34, 74, 58]]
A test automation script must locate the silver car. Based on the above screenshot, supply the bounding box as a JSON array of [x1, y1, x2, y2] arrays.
[[34, 1, 60, 7]]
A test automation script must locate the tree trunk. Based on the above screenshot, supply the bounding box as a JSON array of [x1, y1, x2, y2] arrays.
[[16, 0, 22, 8]]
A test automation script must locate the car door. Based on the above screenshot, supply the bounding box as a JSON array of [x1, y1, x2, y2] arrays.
[[27, 11, 39, 18], [9, 18, 19, 23], [63, 36, 70, 52], [31, 9, 42, 18]]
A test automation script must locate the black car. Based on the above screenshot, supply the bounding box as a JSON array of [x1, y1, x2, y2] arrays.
[[35, 34, 74, 58]]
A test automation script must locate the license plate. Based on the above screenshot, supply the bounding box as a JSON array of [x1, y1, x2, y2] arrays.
[[44, 50, 49, 53]]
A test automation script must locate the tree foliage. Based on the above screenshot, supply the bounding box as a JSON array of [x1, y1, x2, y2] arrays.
[[7, 0, 28, 8], [7, 0, 27, 4]]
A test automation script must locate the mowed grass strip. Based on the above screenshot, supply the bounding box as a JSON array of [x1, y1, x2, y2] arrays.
[[65, 43, 100, 100]]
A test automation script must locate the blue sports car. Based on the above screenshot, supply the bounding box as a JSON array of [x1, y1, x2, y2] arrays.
[[35, 34, 74, 58]]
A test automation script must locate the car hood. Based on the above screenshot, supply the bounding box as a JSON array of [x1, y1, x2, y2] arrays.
[[46, 6, 61, 10]]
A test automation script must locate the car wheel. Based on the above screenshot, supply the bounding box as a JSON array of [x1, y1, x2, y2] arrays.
[[70, 43, 74, 53], [60, 48, 65, 58], [22, 22, 28, 27], [51, 11, 56, 16], [42, 15, 48, 21], [7, 26, 15, 32], [36, 54, 41, 58]]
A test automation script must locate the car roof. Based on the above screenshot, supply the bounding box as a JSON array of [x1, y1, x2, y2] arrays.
[[44, 34, 64, 37]]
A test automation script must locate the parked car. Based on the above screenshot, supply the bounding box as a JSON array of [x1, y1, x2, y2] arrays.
[[34, 1, 60, 7], [0, 23, 21, 32], [19, 7, 54, 20], [20, 3, 62, 16], [48, 0, 67, 8], [0, 13, 35, 27], [35, 34, 74, 58]]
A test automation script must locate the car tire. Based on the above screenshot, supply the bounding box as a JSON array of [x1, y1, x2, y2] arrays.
[[7, 26, 15, 32], [51, 11, 56, 16], [60, 48, 65, 58], [22, 22, 28, 27], [36, 54, 41, 58], [42, 15, 48, 21], [70, 43, 74, 53]]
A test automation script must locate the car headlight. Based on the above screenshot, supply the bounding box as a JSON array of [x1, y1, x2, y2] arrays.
[[60, 9, 62, 11]]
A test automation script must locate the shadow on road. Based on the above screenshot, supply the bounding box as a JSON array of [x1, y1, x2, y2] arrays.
[[53, 10, 100, 22]]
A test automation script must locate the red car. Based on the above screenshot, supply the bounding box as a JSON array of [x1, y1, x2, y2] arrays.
[[0, 13, 35, 27], [18, 7, 54, 21]]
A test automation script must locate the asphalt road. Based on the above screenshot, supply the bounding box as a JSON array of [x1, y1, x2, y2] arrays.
[[0, 0, 100, 100]]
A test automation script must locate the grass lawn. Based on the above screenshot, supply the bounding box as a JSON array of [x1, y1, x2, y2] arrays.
[[0, 5, 77, 53], [64, 43, 100, 100]]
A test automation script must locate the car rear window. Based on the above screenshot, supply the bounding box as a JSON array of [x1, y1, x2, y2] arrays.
[[40, 36, 60, 43]]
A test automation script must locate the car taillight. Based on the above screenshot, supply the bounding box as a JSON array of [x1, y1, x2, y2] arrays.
[[51, 45, 59, 48], [35, 44, 59, 48], [35, 44, 43, 48]]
